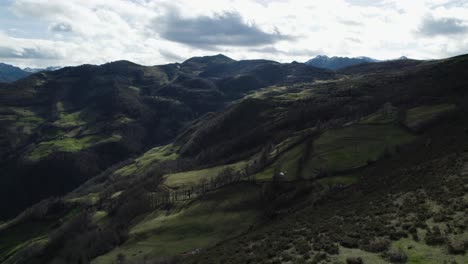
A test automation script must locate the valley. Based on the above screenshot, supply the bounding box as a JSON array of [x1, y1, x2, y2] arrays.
[[0, 54, 467, 264]]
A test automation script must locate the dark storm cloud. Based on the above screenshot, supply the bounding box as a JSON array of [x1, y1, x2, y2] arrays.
[[0, 46, 60, 59], [154, 11, 292, 49], [49, 22, 73, 32], [417, 16, 468, 36]]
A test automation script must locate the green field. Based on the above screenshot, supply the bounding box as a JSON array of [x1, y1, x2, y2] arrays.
[[245, 84, 314, 101], [27, 134, 122, 161], [115, 144, 180, 177], [66, 192, 100, 206], [163, 160, 247, 188], [359, 106, 398, 125], [253, 143, 305, 181], [304, 124, 415, 176], [91, 183, 261, 263], [405, 103, 456, 130], [0, 107, 45, 136], [53, 110, 86, 128], [254, 124, 415, 181]]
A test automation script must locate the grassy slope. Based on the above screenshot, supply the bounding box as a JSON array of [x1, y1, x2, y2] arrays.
[[405, 103, 456, 130], [393, 238, 467, 264], [115, 144, 180, 177], [0, 222, 49, 262], [92, 183, 261, 263], [253, 123, 415, 182], [164, 160, 247, 188], [252, 143, 305, 181], [306, 124, 415, 175], [27, 134, 123, 161], [188, 109, 468, 264]]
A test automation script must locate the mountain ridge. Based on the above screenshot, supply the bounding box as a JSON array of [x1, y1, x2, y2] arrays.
[[305, 55, 411, 70], [0, 53, 467, 264], [0, 55, 334, 220], [0, 63, 31, 83]]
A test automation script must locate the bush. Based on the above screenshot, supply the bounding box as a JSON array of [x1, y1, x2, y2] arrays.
[[295, 239, 311, 255], [447, 238, 466, 254], [311, 252, 328, 263], [281, 252, 292, 262], [425, 226, 445, 245], [346, 256, 363, 264], [367, 237, 390, 253], [385, 247, 408, 263], [340, 236, 359, 248]]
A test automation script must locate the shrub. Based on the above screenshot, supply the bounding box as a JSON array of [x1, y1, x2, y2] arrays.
[[340, 236, 359, 248], [385, 247, 408, 263], [425, 226, 445, 245], [281, 251, 292, 262], [295, 256, 306, 264], [295, 239, 311, 255], [346, 256, 363, 264], [447, 238, 466, 255], [366, 237, 390, 253], [311, 252, 328, 263]]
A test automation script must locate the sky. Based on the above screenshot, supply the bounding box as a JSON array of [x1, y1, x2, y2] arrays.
[[0, 0, 468, 68]]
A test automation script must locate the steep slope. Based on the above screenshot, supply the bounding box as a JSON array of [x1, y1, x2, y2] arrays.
[[0, 56, 334, 220], [0, 63, 31, 83], [0, 54, 467, 264]]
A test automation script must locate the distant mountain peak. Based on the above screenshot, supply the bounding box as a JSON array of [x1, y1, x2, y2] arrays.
[[23, 66, 62, 73], [183, 54, 235, 65], [306, 55, 378, 70], [0, 62, 31, 82]]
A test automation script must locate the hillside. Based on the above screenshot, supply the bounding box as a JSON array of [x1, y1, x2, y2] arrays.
[[0, 54, 467, 264], [0, 55, 334, 220], [0, 63, 31, 83]]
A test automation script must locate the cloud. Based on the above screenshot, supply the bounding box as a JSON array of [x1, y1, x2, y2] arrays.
[[159, 49, 185, 62], [0, 45, 61, 59], [250, 46, 321, 57], [49, 21, 73, 32], [153, 11, 292, 49], [1, 0, 468, 67], [339, 19, 363, 27], [417, 15, 468, 36]]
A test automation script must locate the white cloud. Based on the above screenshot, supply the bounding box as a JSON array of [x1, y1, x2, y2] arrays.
[[0, 0, 467, 67]]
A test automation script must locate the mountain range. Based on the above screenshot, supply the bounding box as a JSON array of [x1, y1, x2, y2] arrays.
[[0, 63, 31, 83], [0, 63, 62, 83], [0, 53, 467, 264], [305, 55, 409, 70], [0, 55, 411, 84], [23, 66, 63, 73]]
